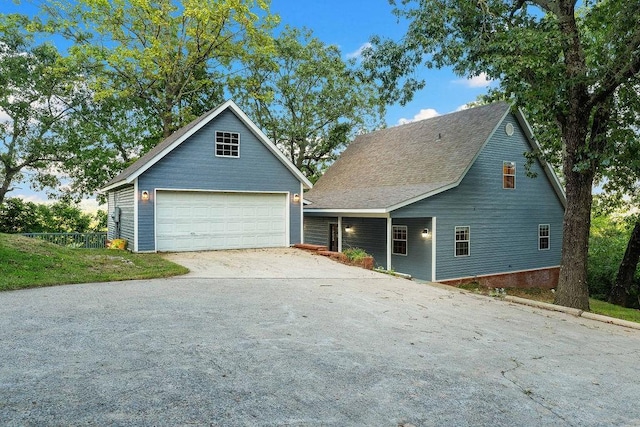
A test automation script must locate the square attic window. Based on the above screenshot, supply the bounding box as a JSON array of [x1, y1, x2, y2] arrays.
[[216, 131, 239, 158]]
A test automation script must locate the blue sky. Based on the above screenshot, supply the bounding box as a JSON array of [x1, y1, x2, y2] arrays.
[[3, 0, 495, 206]]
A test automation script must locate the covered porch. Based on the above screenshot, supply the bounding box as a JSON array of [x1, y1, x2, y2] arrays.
[[303, 213, 436, 281]]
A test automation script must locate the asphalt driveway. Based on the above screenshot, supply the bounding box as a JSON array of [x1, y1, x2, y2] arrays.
[[1, 248, 640, 426]]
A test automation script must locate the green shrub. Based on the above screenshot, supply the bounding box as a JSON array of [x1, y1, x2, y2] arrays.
[[342, 247, 370, 262]]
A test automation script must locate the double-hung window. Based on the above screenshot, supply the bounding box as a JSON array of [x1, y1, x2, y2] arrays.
[[392, 225, 408, 256], [216, 131, 240, 158], [455, 226, 470, 257], [503, 161, 516, 189], [539, 224, 550, 250]]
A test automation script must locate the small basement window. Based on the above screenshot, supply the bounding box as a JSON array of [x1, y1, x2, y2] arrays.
[[216, 131, 240, 158], [539, 224, 550, 250], [392, 225, 408, 256], [503, 161, 516, 189], [455, 226, 470, 257]]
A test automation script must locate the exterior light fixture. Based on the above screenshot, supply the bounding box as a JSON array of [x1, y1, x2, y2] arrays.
[[421, 228, 430, 238], [141, 190, 150, 201], [293, 193, 300, 203], [345, 225, 353, 232]]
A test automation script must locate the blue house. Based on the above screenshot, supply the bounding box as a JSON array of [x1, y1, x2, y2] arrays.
[[101, 100, 312, 252], [303, 102, 566, 288]]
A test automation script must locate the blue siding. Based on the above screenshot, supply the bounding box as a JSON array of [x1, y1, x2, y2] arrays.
[[342, 218, 387, 268], [107, 185, 134, 245], [304, 216, 337, 247], [135, 109, 303, 251], [393, 114, 564, 281], [390, 218, 432, 279]]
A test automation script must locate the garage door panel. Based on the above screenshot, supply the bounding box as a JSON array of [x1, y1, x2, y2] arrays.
[[156, 191, 287, 252]]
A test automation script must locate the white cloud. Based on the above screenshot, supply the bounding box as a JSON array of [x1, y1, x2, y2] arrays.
[[13, 193, 51, 204], [0, 108, 10, 123], [453, 72, 493, 88], [346, 42, 372, 60], [397, 108, 440, 125]]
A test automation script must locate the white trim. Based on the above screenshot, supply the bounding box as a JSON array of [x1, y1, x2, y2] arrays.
[[153, 188, 158, 252], [214, 130, 240, 158], [454, 226, 470, 257], [538, 223, 550, 251], [299, 182, 304, 244], [386, 217, 392, 270], [502, 160, 516, 190], [440, 265, 561, 283], [337, 217, 343, 252], [101, 100, 312, 192], [133, 178, 139, 252], [285, 192, 290, 246], [431, 217, 437, 282], [391, 225, 408, 256], [154, 187, 289, 195], [305, 208, 389, 216]]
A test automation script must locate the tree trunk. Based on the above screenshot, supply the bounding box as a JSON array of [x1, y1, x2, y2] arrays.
[[554, 165, 593, 310], [608, 221, 640, 307]]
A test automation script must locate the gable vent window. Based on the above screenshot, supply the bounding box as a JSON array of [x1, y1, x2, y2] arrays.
[[216, 131, 240, 158], [539, 224, 550, 250], [392, 225, 408, 256], [503, 161, 516, 189], [455, 226, 470, 257]]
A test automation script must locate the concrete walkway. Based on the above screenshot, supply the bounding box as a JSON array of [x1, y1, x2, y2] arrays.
[[1, 249, 640, 426]]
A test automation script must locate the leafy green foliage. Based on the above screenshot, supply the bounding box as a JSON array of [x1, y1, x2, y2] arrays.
[[342, 247, 371, 263], [46, 0, 278, 138], [587, 215, 630, 299], [0, 14, 90, 204], [0, 233, 188, 291], [231, 27, 385, 182], [0, 197, 104, 233]]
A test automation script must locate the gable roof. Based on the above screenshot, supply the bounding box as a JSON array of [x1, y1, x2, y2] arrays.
[[304, 102, 566, 212], [101, 99, 312, 192]]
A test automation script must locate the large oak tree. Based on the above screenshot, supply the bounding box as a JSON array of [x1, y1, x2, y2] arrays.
[[363, 0, 640, 309]]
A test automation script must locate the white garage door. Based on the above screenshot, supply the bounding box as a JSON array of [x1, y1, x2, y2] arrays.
[[156, 191, 288, 251]]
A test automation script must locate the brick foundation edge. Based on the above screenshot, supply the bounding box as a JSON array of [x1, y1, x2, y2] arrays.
[[439, 267, 560, 289]]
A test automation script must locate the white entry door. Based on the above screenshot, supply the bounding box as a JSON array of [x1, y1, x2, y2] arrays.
[[155, 191, 288, 251]]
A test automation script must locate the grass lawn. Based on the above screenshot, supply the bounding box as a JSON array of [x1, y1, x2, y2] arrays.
[[459, 282, 640, 324], [0, 233, 188, 291]]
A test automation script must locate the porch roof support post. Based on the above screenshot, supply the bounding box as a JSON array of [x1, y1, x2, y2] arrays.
[[337, 216, 343, 252], [387, 216, 392, 270], [432, 216, 437, 282]]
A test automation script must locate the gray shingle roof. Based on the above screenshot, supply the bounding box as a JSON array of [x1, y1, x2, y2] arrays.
[[304, 102, 511, 211]]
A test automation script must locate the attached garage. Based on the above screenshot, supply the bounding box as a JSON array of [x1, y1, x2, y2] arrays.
[[155, 191, 287, 251], [101, 100, 312, 252]]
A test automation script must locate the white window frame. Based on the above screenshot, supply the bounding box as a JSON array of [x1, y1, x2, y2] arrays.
[[215, 131, 240, 158], [454, 226, 470, 257], [392, 225, 408, 256], [539, 224, 550, 251], [503, 161, 516, 189]]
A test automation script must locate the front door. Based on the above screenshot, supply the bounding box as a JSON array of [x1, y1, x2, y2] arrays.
[[329, 223, 338, 252]]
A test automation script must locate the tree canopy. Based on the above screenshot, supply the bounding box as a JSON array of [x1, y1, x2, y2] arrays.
[[363, 0, 640, 309], [231, 27, 385, 182], [47, 0, 279, 139], [0, 14, 89, 205]]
